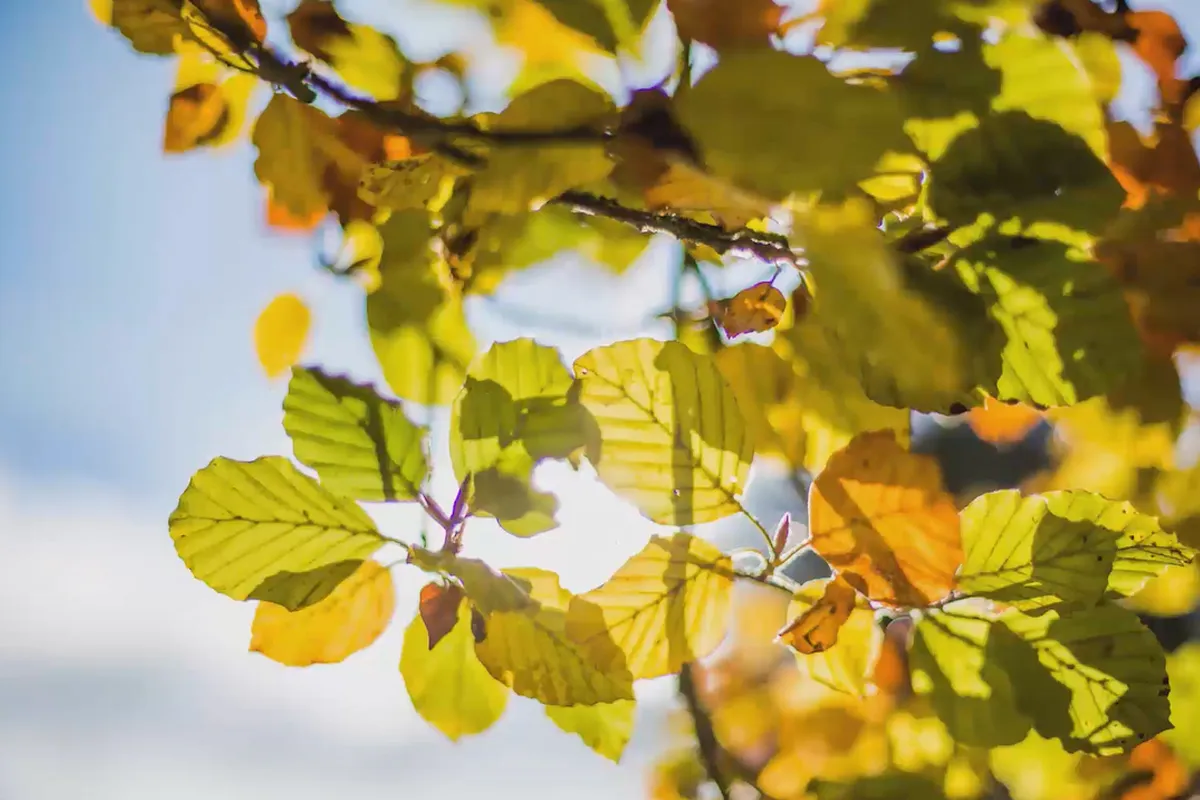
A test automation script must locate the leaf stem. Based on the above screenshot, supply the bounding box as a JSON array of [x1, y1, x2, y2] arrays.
[[738, 503, 778, 560], [775, 537, 812, 570]]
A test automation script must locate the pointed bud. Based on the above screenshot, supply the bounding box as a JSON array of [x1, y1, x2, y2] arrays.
[[772, 512, 791, 556]]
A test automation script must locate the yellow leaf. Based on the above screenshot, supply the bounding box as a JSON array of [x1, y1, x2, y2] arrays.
[[254, 292, 311, 379], [715, 282, 786, 338], [808, 430, 963, 607], [249, 560, 395, 667], [566, 533, 735, 680], [713, 343, 795, 459], [574, 338, 755, 525], [287, 0, 409, 100], [545, 700, 636, 762], [400, 595, 509, 741], [1127, 562, 1200, 617], [778, 573, 858, 655]]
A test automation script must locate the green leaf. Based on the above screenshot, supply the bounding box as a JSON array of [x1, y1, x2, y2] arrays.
[[366, 210, 476, 405], [252, 95, 332, 222], [959, 489, 1196, 610], [997, 604, 1171, 755], [929, 111, 1123, 241], [169, 456, 385, 608], [565, 533, 735, 679], [788, 201, 979, 412], [450, 338, 591, 536], [466, 80, 615, 220], [675, 51, 909, 200], [544, 699, 636, 762], [910, 607, 1033, 747], [400, 595, 509, 741], [573, 338, 754, 525], [410, 550, 635, 705], [283, 366, 428, 502], [948, 237, 1144, 407], [530, 0, 658, 52]]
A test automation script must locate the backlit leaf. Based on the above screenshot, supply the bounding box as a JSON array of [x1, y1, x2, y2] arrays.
[[169, 456, 385, 605], [545, 699, 636, 762], [714, 282, 786, 338], [808, 430, 963, 607], [910, 607, 1032, 747], [676, 51, 908, 200], [287, 0, 410, 100], [966, 396, 1043, 445], [254, 292, 310, 379], [566, 533, 735, 679], [958, 489, 1195, 610], [249, 559, 394, 666], [450, 338, 589, 536], [998, 603, 1171, 755], [1164, 643, 1200, 768], [400, 594, 509, 741], [283, 366, 428, 502], [1127, 562, 1200, 618], [366, 210, 475, 405], [949, 236, 1144, 407], [574, 338, 753, 525], [778, 573, 858, 655], [410, 550, 635, 705], [106, 0, 189, 54], [529, 0, 658, 52], [419, 582, 466, 649]]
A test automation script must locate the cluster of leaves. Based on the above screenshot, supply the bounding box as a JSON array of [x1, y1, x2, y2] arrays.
[[96, 0, 1200, 796]]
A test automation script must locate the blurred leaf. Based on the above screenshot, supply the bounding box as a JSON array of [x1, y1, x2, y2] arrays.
[[359, 154, 462, 213], [288, 0, 410, 100], [998, 603, 1171, 755], [102, 0, 267, 55], [169, 456, 385, 604], [545, 699, 636, 762], [958, 489, 1195, 610], [667, 0, 782, 52], [163, 46, 258, 153], [786, 578, 880, 696], [778, 573, 858, 655], [566, 533, 735, 679], [675, 51, 908, 200], [410, 550, 636, 705], [1164, 642, 1200, 768], [254, 292, 311, 379], [808, 430, 963, 607], [966, 396, 1043, 445], [948, 236, 1144, 407], [574, 338, 754, 525], [366, 210, 475, 405], [249, 559, 394, 666], [450, 338, 590, 535], [467, 80, 615, 219], [400, 594, 509, 740], [1127, 562, 1200, 617], [714, 282, 786, 338], [283, 366, 428, 502], [712, 343, 796, 460], [530, 0, 658, 52]]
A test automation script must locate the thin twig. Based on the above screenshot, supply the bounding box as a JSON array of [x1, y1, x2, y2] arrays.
[[678, 663, 733, 800], [555, 191, 801, 267]]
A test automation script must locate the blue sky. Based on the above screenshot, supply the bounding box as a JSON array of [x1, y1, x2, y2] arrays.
[[3, 2, 1200, 798]]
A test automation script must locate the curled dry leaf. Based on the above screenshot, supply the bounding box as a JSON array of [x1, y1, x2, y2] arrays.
[[778, 573, 858, 655], [808, 430, 963, 607], [249, 559, 395, 667], [419, 582, 465, 649], [715, 282, 787, 338], [254, 292, 311, 379]]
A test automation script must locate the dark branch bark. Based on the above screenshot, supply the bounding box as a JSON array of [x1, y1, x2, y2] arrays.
[[678, 663, 733, 800]]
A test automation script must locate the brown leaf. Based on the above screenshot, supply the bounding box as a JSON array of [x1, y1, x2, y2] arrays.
[[777, 574, 857, 654], [715, 282, 786, 338], [194, 0, 267, 42], [163, 82, 228, 153], [418, 582, 465, 650], [667, 0, 783, 53], [286, 0, 351, 62], [807, 430, 963, 608]]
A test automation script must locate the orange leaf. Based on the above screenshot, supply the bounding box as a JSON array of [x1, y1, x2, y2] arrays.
[[777, 574, 857, 654], [966, 396, 1043, 445], [667, 0, 783, 53], [1127, 10, 1186, 104], [716, 282, 787, 338], [254, 292, 311, 378], [808, 430, 963, 607], [418, 582, 464, 650], [194, 0, 267, 43], [249, 560, 395, 666], [265, 191, 326, 231]]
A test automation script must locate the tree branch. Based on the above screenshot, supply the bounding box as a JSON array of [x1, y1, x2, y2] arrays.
[[554, 191, 800, 267], [678, 663, 733, 800]]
